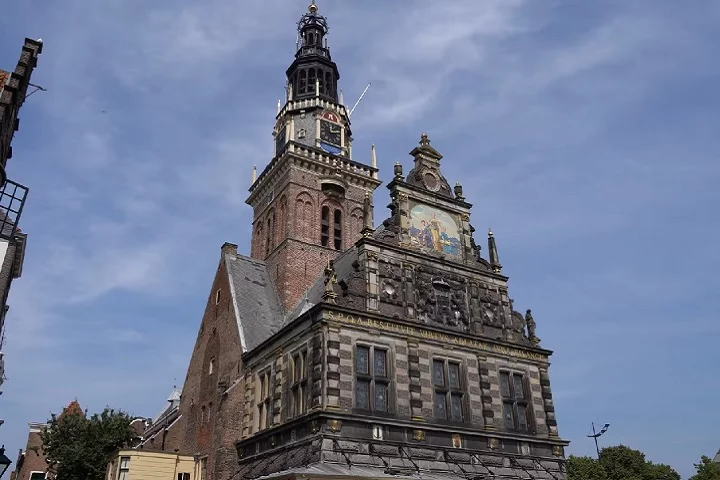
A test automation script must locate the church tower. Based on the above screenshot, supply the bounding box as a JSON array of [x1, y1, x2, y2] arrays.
[[246, 2, 382, 311]]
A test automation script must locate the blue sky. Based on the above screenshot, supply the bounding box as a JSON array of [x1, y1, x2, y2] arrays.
[[1, 0, 719, 477]]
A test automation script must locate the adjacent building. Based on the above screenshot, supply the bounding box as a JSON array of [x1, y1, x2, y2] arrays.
[[0, 37, 42, 393], [106, 450, 199, 480], [136, 386, 183, 451], [9, 401, 82, 480], [144, 3, 569, 480], [7, 422, 47, 480]]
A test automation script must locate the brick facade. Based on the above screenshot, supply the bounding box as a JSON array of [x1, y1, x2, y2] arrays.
[[0, 38, 42, 177], [249, 147, 379, 312], [9, 424, 48, 480], [163, 245, 246, 480]]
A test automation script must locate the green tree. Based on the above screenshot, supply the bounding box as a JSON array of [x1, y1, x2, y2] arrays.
[[41, 403, 138, 480], [645, 462, 681, 480], [600, 445, 648, 480], [689, 456, 720, 480], [566, 455, 608, 480], [593, 445, 680, 480]]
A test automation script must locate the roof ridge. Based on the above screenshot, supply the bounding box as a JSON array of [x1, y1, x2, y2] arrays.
[[225, 251, 270, 267]]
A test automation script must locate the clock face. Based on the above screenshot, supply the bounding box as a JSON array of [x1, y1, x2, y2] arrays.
[[319, 119, 342, 146], [275, 126, 287, 155], [423, 172, 440, 191]]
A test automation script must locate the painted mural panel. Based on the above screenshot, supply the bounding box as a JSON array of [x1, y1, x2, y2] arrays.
[[408, 203, 461, 256]]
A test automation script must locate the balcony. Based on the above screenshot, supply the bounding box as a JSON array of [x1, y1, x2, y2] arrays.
[[0, 178, 28, 242]]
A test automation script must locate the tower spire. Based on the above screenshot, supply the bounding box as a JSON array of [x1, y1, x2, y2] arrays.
[[488, 229, 502, 273], [286, 0, 339, 102]]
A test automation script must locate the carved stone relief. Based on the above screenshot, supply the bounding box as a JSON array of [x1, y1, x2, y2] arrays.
[[413, 266, 470, 332], [342, 250, 541, 347]]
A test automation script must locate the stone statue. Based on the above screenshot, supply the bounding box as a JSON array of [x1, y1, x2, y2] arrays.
[[362, 192, 374, 236], [525, 309, 540, 346], [322, 260, 338, 303]]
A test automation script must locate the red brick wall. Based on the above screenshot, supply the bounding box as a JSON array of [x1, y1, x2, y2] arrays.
[[167, 245, 245, 480], [252, 164, 370, 311]]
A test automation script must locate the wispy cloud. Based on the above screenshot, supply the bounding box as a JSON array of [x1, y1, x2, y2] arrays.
[[1, 0, 718, 478]]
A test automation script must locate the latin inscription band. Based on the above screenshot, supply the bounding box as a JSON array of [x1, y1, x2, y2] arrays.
[[325, 310, 547, 362]]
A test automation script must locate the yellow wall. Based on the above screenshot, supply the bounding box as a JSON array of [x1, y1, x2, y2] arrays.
[[106, 450, 198, 480]]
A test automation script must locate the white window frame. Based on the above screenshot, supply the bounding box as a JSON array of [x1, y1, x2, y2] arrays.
[[118, 456, 130, 480]]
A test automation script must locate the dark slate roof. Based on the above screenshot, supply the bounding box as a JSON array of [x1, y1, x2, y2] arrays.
[[225, 253, 284, 352], [150, 386, 182, 424], [254, 459, 562, 480], [254, 464, 462, 480]]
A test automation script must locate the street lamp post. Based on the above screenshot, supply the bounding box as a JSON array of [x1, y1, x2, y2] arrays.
[[0, 445, 12, 479], [586, 422, 610, 459]]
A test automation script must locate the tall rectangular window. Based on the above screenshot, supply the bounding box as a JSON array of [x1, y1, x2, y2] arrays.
[[333, 209, 342, 250], [321, 206, 330, 247], [178, 474, 191, 480], [433, 359, 465, 421], [118, 456, 130, 480], [200, 458, 207, 480], [291, 350, 308, 417], [500, 371, 530, 431], [258, 368, 273, 430], [355, 345, 390, 412]]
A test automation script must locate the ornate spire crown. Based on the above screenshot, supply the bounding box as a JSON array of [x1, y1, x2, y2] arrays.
[[287, 1, 340, 102]]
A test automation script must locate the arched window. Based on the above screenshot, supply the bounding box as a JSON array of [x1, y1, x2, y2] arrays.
[[308, 68, 317, 93], [279, 197, 287, 242], [321, 206, 330, 247], [299, 70, 307, 94], [325, 72, 333, 97], [304, 201, 313, 239], [256, 225, 263, 257], [271, 210, 276, 248], [266, 215, 273, 256], [334, 209, 342, 250]]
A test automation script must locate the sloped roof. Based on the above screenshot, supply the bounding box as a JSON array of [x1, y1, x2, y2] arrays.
[[59, 400, 84, 418], [150, 385, 182, 425], [713, 449, 720, 464], [225, 253, 284, 352], [254, 464, 472, 480]]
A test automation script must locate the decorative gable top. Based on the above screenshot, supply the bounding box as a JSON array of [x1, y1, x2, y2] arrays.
[[404, 133, 454, 200], [373, 133, 495, 272]]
